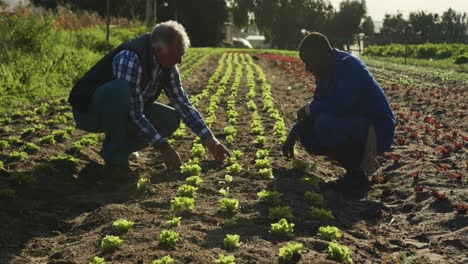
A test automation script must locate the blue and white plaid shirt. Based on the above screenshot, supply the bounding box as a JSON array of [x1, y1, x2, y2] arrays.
[[112, 50, 212, 147]]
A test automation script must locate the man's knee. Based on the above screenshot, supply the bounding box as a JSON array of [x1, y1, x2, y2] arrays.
[[166, 110, 181, 136], [106, 79, 131, 111]]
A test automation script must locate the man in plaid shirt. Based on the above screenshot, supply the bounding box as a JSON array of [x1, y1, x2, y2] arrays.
[[70, 21, 230, 175]]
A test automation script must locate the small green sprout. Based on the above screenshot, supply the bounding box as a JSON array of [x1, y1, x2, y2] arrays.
[[219, 187, 230, 197], [291, 158, 309, 172], [170, 197, 195, 213], [302, 176, 320, 189], [270, 218, 294, 238], [254, 135, 266, 146], [223, 126, 237, 137], [257, 190, 282, 205], [225, 163, 242, 175], [112, 218, 134, 231], [180, 163, 202, 177], [226, 135, 234, 144], [259, 168, 274, 179], [185, 175, 203, 186], [39, 135, 56, 145], [152, 255, 174, 264], [328, 241, 353, 263], [20, 127, 36, 137], [310, 206, 334, 222], [219, 197, 239, 214], [52, 129, 69, 141], [0, 140, 10, 150], [318, 226, 342, 241], [101, 235, 122, 252], [0, 125, 12, 133], [166, 217, 182, 228], [279, 242, 303, 261], [8, 136, 22, 145], [214, 254, 235, 264], [255, 158, 271, 169], [223, 234, 240, 250], [268, 206, 294, 221], [224, 174, 233, 185], [8, 151, 28, 162], [177, 184, 198, 198], [50, 155, 79, 168], [89, 256, 105, 264], [158, 229, 179, 247], [224, 216, 238, 227], [190, 143, 205, 158], [231, 150, 243, 159], [255, 149, 269, 159], [304, 191, 325, 207], [20, 142, 41, 153]]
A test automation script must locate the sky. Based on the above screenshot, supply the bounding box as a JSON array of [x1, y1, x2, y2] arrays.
[[328, 0, 468, 22]]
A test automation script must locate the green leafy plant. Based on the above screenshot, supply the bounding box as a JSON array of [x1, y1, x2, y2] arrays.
[[271, 218, 294, 238], [268, 206, 294, 221], [158, 229, 179, 247], [291, 158, 309, 172], [8, 151, 28, 162], [302, 176, 320, 189], [0, 125, 12, 133], [259, 168, 274, 179], [219, 187, 230, 197], [8, 136, 22, 145], [166, 217, 182, 228], [257, 190, 282, 205], [170, 197, 195, 213], [279, 242, 303, 261], [52, 129, 69, 141], [219, 197, 239, 214], [214, 254, 235, 264], [190, 143, 205, 158], [304, 191, 325, 207], [255, 149, 269, 159], [226, 135, 234, 144], [152, 255, 174, 264], [177, 184, 198, 198], [50, 155, 79, 168], [180, 163, 202, 177], [232, 150, 243, 159], [89, 256, 105, 264], [254, 135, 266, 146], [20, 142, 41, 153], [310, 206, 334, 222], [255, 158, 271, 169], [0, 140, 10, 150], [224, 174, 233, 185], [225, 163, 242, 175], [20, 127, 36, 137], [224, 126, 237, 137], [318, 226, 342, 241], [224, 216, 238, 227], [223, 234, 240, 250], [101, 235, 122, 252], [328, 241, 353, 264], [39, 135, 56, 145], [113, 218, 134, 232], [186, 175, 203, 186]]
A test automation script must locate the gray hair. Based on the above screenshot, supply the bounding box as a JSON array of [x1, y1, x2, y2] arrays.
[[150, 20, 190, 51]]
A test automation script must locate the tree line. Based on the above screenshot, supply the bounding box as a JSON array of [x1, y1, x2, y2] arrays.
[[31, 0, 467, 49]]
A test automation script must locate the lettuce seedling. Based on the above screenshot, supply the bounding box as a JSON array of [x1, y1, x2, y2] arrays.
[[318, 226, 342, 241], [224, 174, 233, 185], [20, 142, 41, 153], [279, 242, 303, 261], [254, 135, 266, 146], [158, 229, 179, 247], [8, 151, 28, 162], [39, 135, 56, 145], [0, 125, 12, 133], [255, 158, 270, 169], [190, 143, 205, 158], [232, 150, 243, 159], [0, 140, 10, 150], [20, 127, 36, 137], [302, 176, 320, 189], [219, 197, 239, 214], [226, 135, 234, 144], [257, 190, 282, 206], [255, 149, 269, 159], [113, 218, 134, 232], [50, 155, 79, 168], [214, 254, 235, 264], [152, 255, 174, 264], [89, 256, 105, 264], [328, 241, 353, 264], [226, 163, 242, 175], [271, 218, 294, 238], [224, 217, 238, 227], [291, 158, 309, 172], [101, 235, 122, 252], [180, 163, 202, 177], [223, 126, 237, 137], [223, 234, 240, 250], [170, 197, 195, 213], [177, 184, 198, 198], [259, 168, 274, 179], [166, 217, 182, 228], [52, 129, 69, 142], [186, 175, 203, 187], [310, 206, 334, 222], [8, 136, 22, 145], [268, 206, 294, 221], [304, 191, 325, 207], [219, 187, 230, 197]]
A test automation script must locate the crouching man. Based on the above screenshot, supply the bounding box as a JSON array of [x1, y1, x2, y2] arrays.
[[282, 32, 396, 192], [69, 21, 230, 176]]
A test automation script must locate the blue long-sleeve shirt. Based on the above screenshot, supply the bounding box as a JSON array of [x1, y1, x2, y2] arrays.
[[295, 49, 396, 153]]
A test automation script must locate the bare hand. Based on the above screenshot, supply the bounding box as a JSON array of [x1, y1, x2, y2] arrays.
[[204, 136, 231, 161], [160, 142, 182, 169]]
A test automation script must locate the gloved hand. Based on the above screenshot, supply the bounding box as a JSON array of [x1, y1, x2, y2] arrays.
[[282, 129, 298, 159]]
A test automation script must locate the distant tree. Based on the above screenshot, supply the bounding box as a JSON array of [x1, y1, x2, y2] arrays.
[[440, 8, 467, 42], [361, 16, 374, 37], [409, 11, 439, 43], [330, 0, 366, 49], [380, 13, 409, 43]]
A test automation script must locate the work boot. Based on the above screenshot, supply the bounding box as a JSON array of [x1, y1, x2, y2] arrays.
[[328, 170, 370, 191]]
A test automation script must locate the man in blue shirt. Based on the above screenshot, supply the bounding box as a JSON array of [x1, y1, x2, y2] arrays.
[[282, 32, 396, 191]]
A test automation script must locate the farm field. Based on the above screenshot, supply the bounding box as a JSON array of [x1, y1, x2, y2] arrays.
[[0, 48, 467, 264]]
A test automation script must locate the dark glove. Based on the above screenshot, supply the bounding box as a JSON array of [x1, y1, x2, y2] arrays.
[[282, 129, 298, 158]]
